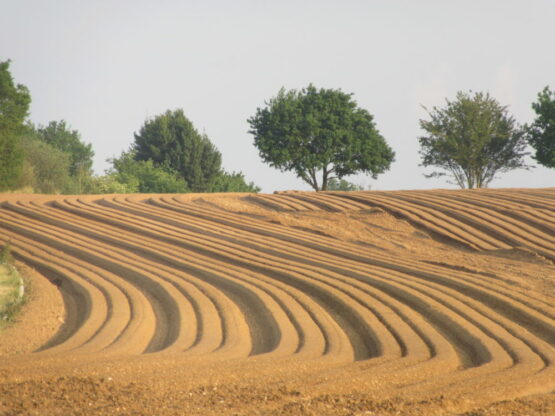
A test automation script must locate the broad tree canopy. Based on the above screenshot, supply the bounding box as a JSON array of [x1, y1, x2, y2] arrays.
[[527, 86, 555, 169], [418, 91, 529, 188], [248, 84, 394, 191], [0, 60, 30, 190], [36, 120, 95, 176], [133, 109, 222, 192]]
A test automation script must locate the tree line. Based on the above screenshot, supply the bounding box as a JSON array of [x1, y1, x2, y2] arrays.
[[249, 86, 553, 190], [1, 59, 553, 194], [0, 60, 259, 194]]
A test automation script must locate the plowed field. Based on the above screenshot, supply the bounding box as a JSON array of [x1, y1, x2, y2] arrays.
[[1, 188, 554, 415]]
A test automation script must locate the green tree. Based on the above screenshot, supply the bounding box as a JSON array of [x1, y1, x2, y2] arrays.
[[527, 86, 555, 168], [0, 60, 31, 190], [133, 109, 222, 192], [109, 150, 189, 193], [248, 84, 394, 191], [85, 174, 136, 194], [419, 91, 529, 188], [19, 134, 72, 193], [35, 120, 94, 176], [211, 170, 261, 193], [326, 178, 365, 191]]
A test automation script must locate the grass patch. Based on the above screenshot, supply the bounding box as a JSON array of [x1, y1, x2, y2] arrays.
[[0, 243, 26, 330]]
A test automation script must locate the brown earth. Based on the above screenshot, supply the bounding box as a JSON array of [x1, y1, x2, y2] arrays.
[[0, 188, 553, 415]]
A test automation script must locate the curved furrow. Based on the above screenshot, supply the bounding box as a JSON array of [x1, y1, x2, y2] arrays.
[[320, 196, 546, 309], [138, 195, 552, 376], [24, 197, 201, 355], [150, 198, 544, 384], [247, 194, 314, 212], [281, 193, 345, 212], [470, 193, 555, 227], [93, 197, 518, 371], [47, 197, 252, 356], [335, 191, 511, 250], [0, 222, 114, 354], [157, 195, 555, 323], [60, 200, 307, 358], [10, 231, 159, 355], [320, 256, 551, 394], [326, 192, 495, 250], [242, 194, 294, 212], [119, 198, 488, 368], [1, 189, 553, 407], [259, 233, 554, 349], [65, 198, 352, 359], [389, 192, 555, 259], [0, 202, 197, 354], [5, 199, 255, 357], [275, 193, 332, 211], [238, 216, 554, 391], [111, 198, 435, 363], [82, 196, 404, 361], [415, 190, 555, 246], [71, 197, 389, 361], [396, 292, 555, 398], [289, 191, 370, 212], [501, 188, 555, 200], [44, 197, 319, 358], [456, 189, 555, 226], [22, 198, 223, 355], [474, 189, 555, 211], [526, 188, 555, 196], [430, 190, 555, 236], [289, 196, 555, 381]]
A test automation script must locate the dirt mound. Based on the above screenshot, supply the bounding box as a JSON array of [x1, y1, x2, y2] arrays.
[[0, 188, 553, 415]]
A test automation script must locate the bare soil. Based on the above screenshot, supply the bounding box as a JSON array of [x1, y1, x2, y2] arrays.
[[0, 188, 554, 415]]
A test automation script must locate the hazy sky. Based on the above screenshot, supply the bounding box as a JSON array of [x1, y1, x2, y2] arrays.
[[2, 0, 554, 192]]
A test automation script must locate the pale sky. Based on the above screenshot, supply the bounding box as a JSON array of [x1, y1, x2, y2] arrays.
[[2, 0, 554, 192]]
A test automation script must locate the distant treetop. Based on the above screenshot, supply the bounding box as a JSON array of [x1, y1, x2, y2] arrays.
[[248, 84, 395, 191], [418, 91, 530, 188], [133, 109, 222, 192], [0, 60, 31, 190], [527, 86, 555, 169]]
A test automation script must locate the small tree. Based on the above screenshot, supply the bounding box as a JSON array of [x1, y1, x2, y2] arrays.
[[109, 150, 189, 193], [211, 170, 260, 193], [248, 84, 395, 191], [419, 91, 529, 188], [527, 86, 555, 169], [326, 178, 365, 191], [0, 60, 31, 190], [19, 135, 72, 194], [133, 109, 222, 192], [35, 120, 94, 176]]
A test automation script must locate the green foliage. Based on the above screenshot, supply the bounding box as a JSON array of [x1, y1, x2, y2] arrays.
[[419, 91, 529, 188], [248, 84, 394, 191], [527, 86, 555, 168], [85, 174, 137, 194], [0, 240, 26, 328], [15, 122, 93, 194], [326, 178, 365, 191], [211, 170, 261, 193], [133, 109, 222, 192], [35, 120, 95, 176], [18, 134, 72, 194], [109, 150, 189, 193], [0, 263, 26, 327], [0, 60, 31, 190]]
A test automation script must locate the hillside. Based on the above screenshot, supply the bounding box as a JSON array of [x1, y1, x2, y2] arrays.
[[0, 188, 554, 415]]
